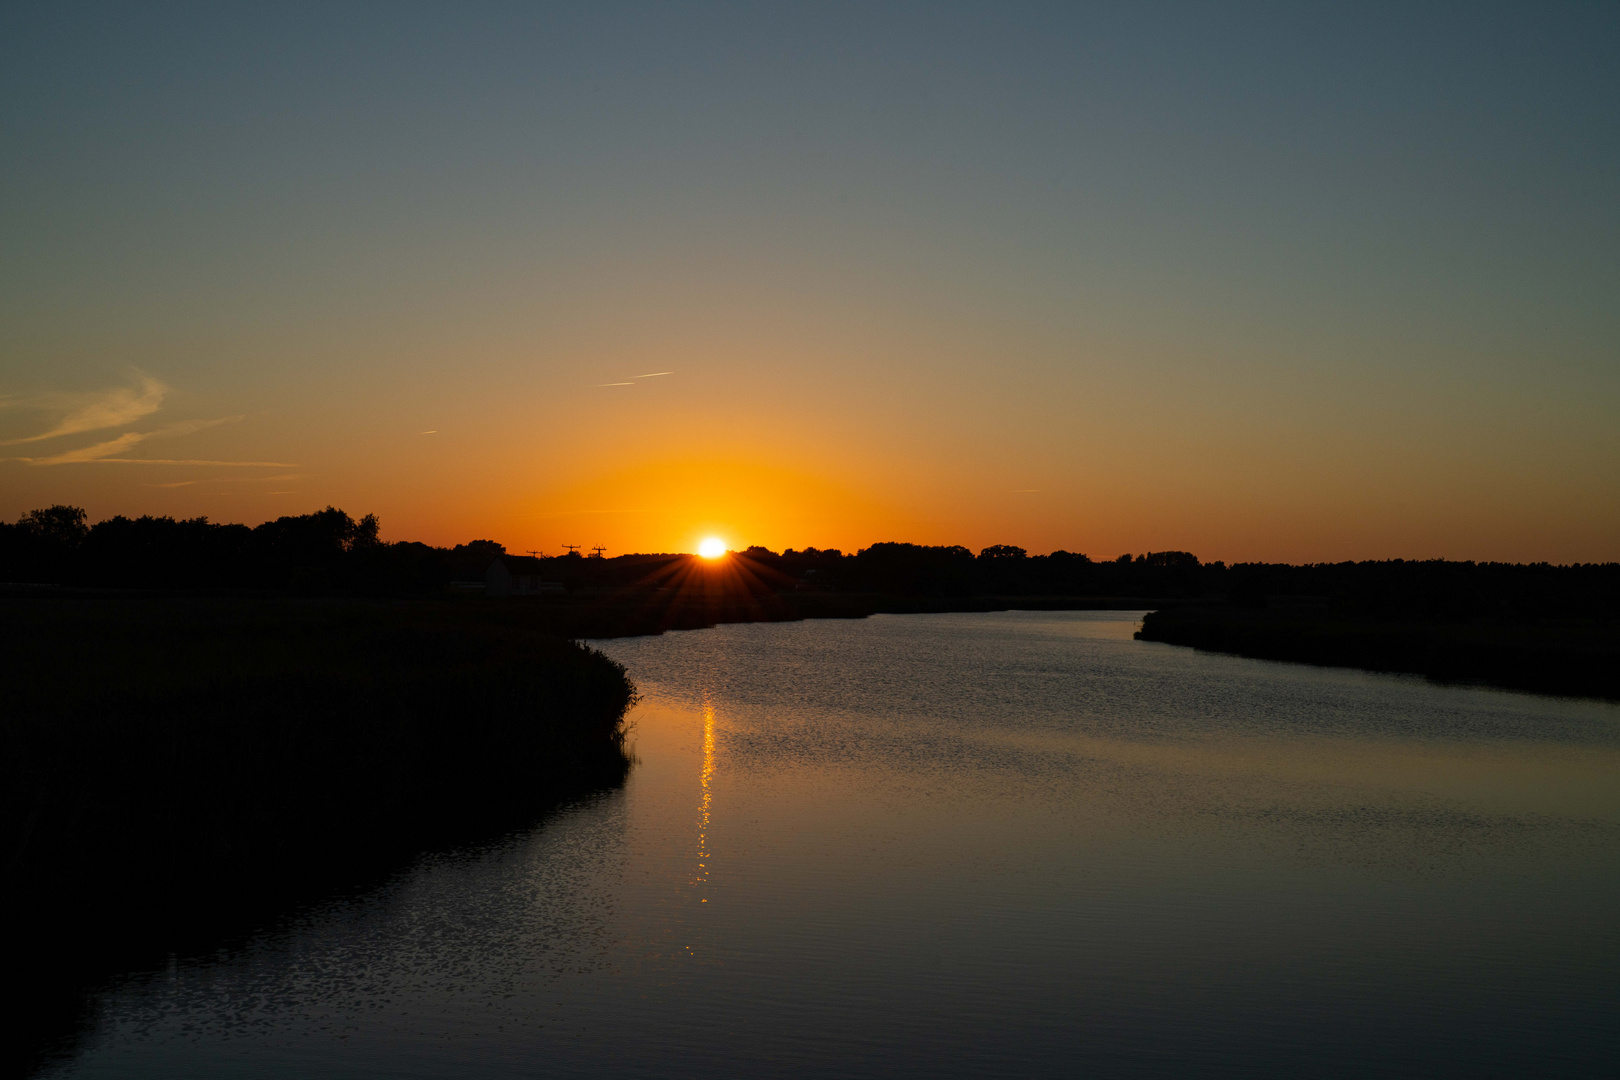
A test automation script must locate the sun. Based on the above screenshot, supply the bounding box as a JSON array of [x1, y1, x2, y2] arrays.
[[697, 537, 727, 559]]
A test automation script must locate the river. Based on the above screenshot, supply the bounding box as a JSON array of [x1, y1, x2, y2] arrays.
[[42, 611, 1620, 1077]]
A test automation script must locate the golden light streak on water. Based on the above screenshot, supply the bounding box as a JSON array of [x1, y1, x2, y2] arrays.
[[695, 702, 715, 901]]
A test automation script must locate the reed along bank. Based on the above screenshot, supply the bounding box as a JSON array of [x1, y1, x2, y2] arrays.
[[1137, 602, 1620, 700], [2, 593, 636, 1074]]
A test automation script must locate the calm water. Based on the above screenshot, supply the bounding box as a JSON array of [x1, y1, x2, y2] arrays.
[[46, 611, 1620, 1078]]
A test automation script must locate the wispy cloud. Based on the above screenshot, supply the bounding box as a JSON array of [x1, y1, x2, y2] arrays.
[[5, 415, 293, 467], [588, 372, 672, 387], [59, 458, 298, 466], [418, 430, 438, 434], [28, 431, 149, 464], [149, 472, 301, 488], [0, 378, 296, 468], [0, 372, 167, 445], [21, 417, 229, 464]]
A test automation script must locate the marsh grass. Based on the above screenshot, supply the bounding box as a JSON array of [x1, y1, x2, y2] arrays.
[[1, 594, 635, 1075], [1137, 605, 1620, 700]]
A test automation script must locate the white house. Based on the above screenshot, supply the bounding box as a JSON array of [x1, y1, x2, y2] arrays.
[[485, 555, 564, 597]]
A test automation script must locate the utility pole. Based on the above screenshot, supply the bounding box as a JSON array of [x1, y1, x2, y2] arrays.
[[590, 545, 606, 559], [563, 544, 581, 555]]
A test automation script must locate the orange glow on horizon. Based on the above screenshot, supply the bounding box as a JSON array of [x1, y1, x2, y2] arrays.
[[472, 456, 915, 561], [698, 537, 728, 559]]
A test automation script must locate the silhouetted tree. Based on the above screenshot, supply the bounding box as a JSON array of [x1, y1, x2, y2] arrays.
[[3, 505, 89, 582], [81, 514, 249, 588], [18, 505, 88, 548], [852, 543, 976, 595], [979, 545, 1027, 560], [449, 539, 506, 582]]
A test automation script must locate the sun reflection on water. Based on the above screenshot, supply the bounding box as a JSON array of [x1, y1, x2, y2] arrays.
[[695, 702, 715, 902]]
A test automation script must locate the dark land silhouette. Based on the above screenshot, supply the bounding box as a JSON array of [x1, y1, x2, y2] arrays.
[[4, 503, 1618, 1073], [3, 594, 634, 1077], [0, 505, 1208, 598], [4, 504, 1619, 696], [1136, 559, 1620, 700]]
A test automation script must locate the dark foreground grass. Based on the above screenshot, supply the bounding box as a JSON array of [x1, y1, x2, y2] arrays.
[[2, 594, 636, 1077], [1137, 603, 1620, 701]]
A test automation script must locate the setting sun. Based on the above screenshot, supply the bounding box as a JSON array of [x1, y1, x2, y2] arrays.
[[697, 537, 727, 559]]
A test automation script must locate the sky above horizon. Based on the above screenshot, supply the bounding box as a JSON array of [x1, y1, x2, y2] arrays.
[[2, 2, 1616, 561]]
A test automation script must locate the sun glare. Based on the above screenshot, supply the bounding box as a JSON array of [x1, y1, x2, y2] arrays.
[[698, 537, 727, 559]]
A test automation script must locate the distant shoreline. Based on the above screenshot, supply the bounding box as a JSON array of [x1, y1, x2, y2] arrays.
[[542, 590, 1208, 640], [557, 591, 1620, 704], [1137, 604, 1620, 703]]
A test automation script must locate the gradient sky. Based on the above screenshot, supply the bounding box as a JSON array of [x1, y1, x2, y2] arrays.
[[2, 2, 1616, 561]]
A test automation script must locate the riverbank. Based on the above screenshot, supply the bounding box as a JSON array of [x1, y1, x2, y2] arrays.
[[1136, 603, 1620, 701], [463, 587, 1197, 639], [3, 594, 637, 1077]]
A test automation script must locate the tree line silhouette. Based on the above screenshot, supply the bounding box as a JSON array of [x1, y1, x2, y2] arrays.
[[0, 505, 1210, 596], [3, 504, 1617, 611]]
